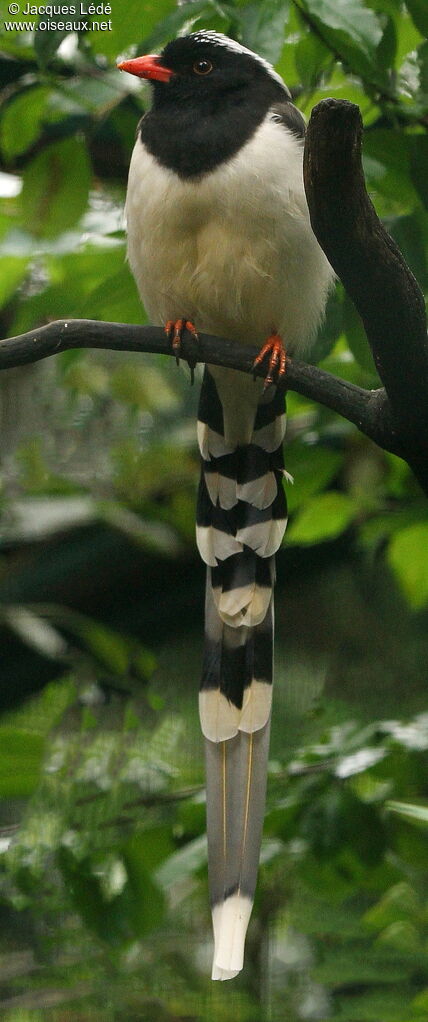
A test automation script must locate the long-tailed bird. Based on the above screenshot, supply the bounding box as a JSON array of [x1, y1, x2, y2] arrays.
[[119, 31, 334, 980]]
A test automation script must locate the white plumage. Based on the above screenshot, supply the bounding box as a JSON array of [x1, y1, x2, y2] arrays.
[[126, 113, 332, 444]]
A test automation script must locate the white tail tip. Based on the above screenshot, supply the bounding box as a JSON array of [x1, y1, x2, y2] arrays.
[[211, 893, 253, 980]]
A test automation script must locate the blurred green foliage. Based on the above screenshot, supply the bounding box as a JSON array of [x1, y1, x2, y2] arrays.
[[0, 0, 428, 1018]]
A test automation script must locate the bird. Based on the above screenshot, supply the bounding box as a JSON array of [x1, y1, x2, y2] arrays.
[[118, 31, 334, 981]]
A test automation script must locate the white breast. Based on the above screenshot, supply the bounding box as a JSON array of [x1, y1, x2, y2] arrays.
[[125, 114, 334, 358]]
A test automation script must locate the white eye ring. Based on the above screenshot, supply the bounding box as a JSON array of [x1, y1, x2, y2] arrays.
[[193, 59, 213, 75]]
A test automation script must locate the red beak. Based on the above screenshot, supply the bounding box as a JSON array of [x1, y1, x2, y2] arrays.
[[117, 55, 173, 83]]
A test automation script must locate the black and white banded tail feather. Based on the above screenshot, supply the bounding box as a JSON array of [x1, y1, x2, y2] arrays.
[[196, 366, 288, 980], [204, 719, 271, 979]]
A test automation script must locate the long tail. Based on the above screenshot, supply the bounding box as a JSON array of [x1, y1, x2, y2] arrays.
[[196, 367, 287, 981]]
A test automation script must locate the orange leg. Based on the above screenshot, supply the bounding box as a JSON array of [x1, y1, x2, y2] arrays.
[[253, 333, 287, 391], [165, 318, 199, 365]]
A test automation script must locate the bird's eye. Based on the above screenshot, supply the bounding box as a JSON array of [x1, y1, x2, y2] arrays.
[[193, 59, 213, 75]]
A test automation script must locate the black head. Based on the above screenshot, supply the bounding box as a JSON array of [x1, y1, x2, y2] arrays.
[[119, 32, 294, 178], [119, 32, 289, 109], [157, 32, 290, 107]]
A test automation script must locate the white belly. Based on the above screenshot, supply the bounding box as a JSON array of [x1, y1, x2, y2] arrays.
[[125, 114, 334, 358]]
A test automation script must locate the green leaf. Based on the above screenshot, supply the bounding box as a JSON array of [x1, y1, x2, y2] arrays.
[[419, 39, 428, 95], [122, 836, 166, 932], [387, 521, 428, 608], [375, 919, 420, 951], [387, 800, 428, 826], [364, 881, 420, 931], [16, 438, 82, 496], [389, 213, 428, 291], [296, 0, 385, 84], [286, 491, 358, 545], [124, 827, 175, 872], [343, 293, 377, 373], [376, 14, 397, 70], [413, 989, 428, 1013], [0, 255, 28, 309], [112, 441, 196, 504], [58, 845, 165, 944], [20, 137, 91, 238], [0, 728, 45, 797], [363, 129, 418, 211], [409, 135, 428, 210], [56, 72, 129, 115], [11, 245, 129, 335], [382, 714, 428, 751], [313, 946, 410, 987], [309, 288, 343, 362], [155, 834, 207, 890], [299, 0, 383, 51], [301, 786, 386, 865], [178, 797, 206, 838], [284, 444, 342, 514], [80, 264, 143, 324], [359, 506, 428, 552], [85, 0, 176, 58], [63, 359, 109, 397], [83, 625, 130, 673], [294, 31, 332, 87], [135, 0, 226, 54], [4, 606, 68, 660], [395, 6, 425, 65], [335, 987, 422, 1020], [3, 677, 76, 736], [237, 0, 290, 63], [111, 364, 179, 412], [335, 746, 387, 779], [35, 14, 68, 66], [406, 0, 428, 38], [0, 85, 51, 160]]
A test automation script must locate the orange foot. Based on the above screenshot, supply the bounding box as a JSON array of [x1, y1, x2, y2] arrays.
[[165, 317, 199, 369], [253, 333, 287, 391]]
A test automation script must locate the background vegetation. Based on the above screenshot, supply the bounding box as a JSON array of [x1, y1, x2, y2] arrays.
[[0, 0, 427, 1018]]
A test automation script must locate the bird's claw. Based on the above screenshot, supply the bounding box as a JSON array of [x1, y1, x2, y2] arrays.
[[253, 333, 287, 392], [165, 318, 199, 382]]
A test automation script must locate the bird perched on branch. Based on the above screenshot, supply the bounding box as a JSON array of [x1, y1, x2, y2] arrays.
[[119, 32, 334, 980]]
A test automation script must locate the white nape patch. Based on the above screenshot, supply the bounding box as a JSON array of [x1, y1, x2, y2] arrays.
[[211, 893, 253, 979], [214, 581, 271, 628], [199, 690, 240, 741], [239, 680, 272, 733], [237, 471, 277, 510], [253, 412, 287, 453], [190, 31, 289, 95], [196, 524, 242, 567]]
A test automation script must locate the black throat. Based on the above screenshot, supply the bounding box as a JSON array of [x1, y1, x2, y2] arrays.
[[139, 80, 285, 179]]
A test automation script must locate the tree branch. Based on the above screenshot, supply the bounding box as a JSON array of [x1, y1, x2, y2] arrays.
[[0, 100, 427, 493], [0, 316, 395, 453], [304, 98, 428, 491]]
